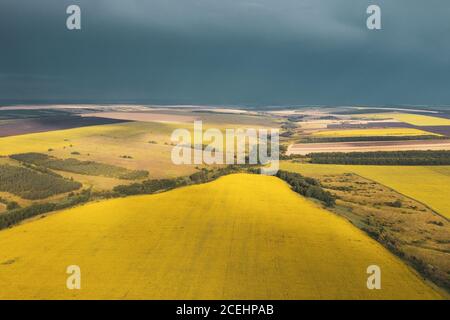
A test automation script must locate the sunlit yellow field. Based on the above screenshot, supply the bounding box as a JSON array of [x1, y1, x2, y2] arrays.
[[0, 174, 441, 299], [355, 113, 450, 126], [312, 128, 440, 137], [281, 162, 450, 219]]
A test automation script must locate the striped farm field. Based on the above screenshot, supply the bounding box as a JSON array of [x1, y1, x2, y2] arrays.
[[281, 162, 450, 219], [355, 113, 450, 126], [0, 174, 442, 299], [312, 128, 440, 137]]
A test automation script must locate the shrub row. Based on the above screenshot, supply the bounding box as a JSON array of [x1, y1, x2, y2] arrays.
[[275, 170, 335, 207], [0, 189, 91, 230], [309, 150, 450, 165], [113, 165, 246, 196]]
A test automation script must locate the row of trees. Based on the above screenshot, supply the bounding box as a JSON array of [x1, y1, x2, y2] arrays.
[[309, 150, 450, 165], [275, 170, 335, 207], [0, 189, 91, 230], [113, 166, 246, 196], [0, 164, 81, 200]]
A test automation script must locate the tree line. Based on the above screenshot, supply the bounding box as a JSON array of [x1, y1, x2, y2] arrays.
[[112, 165, 246, 196], [275, 170, 335, 207], [308, 150, 450, 165], [0, 189, 91, 230]]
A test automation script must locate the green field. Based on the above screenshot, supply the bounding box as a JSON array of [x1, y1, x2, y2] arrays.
[[0, 164, 81, 200]]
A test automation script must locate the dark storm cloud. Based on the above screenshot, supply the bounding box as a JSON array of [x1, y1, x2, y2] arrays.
[[0, 0, 449, 105]]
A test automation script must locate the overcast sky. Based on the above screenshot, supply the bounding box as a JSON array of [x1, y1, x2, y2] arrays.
[[1, 0, 449, 106]]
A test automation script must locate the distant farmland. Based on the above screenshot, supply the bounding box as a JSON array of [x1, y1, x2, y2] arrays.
[[1, 105, 448, 300], [0, 116, 128, 137]]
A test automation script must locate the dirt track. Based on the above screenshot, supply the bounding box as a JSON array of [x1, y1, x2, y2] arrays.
[[287, 139, 450, 155]]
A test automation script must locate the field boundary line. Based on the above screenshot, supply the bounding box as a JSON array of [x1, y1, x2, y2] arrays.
[[350, 172, 449, 222]]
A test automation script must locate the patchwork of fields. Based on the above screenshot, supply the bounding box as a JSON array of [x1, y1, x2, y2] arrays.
[[0, 174, 441, 299], [0, 106, 449, 299], [0, 113, 279, 179]]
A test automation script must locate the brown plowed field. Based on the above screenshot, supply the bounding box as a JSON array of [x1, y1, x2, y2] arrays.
[[0, 116, 127, 137]]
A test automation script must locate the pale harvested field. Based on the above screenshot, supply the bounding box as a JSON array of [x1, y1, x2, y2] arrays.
[[54, 170, 133, 191], [287, 139, 450, 155], [82, 112, 197, 123], [141, 109, 279, 128], [195, 108, 250, 114], [312, 128, 440, 137], [0, 174, 442, 299], [0, 191, 32, 208], [0, 121, 199, 179]]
